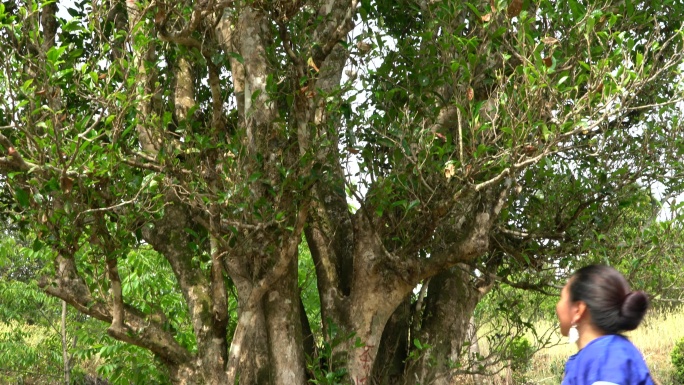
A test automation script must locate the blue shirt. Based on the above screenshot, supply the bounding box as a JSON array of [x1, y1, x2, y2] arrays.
[[562, 334, 654, 385]]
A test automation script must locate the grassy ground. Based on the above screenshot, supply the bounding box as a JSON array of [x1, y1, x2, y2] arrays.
[[526, 306, 684, 384]]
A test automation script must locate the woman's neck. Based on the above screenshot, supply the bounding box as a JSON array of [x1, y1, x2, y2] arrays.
[[576, 323, 606, 350]]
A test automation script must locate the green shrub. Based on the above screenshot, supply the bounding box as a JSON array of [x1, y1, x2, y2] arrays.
[[672, 337, 684, 383], [509, 336, 533, 369], [508, 336, 534, 384]]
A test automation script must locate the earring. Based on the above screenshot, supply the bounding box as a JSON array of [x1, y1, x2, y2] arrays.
[[568, 324, 579, 344]]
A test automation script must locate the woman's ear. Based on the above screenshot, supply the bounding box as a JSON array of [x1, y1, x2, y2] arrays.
[[571, 301, 588, 324]]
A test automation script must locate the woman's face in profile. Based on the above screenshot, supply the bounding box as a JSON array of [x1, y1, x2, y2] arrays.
[[556, 279, 576, 337]]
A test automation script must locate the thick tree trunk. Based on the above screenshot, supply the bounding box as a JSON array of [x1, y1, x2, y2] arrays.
[[226, 303, 273, 384], [264, 252, 308, 385], [344, 215, 414, 384], [142, 199, 231, 385], [224, 202, 310, 385], [346, 290, 409, 385], [371, 296, 411, 385], [403, 265, 489, 385], [166, 365, 200, 385]]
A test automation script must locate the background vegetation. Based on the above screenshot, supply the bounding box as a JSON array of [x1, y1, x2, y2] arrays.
[[3, 222, 684, 383], [1, 0, 684, 383]]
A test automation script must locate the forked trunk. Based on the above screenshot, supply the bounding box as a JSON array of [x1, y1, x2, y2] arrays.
[[225, 275, 307, 384], [342, 217, 414, 384], [227, 302, 273, 384], [403, 265, 488, 385], [371, 297, 411, 384]]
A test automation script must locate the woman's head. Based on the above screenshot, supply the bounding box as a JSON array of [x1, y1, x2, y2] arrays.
[[557, 265, 649, 336]]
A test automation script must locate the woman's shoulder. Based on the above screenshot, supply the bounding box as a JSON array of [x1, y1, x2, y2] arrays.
[[582, 334, 642, 356], [573, 335, 653, 384]]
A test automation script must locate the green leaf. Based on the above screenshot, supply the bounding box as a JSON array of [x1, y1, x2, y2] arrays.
[[251, 89, 262, 103], [542, 125, 551, 141], [20, 79, 34, 93], [228, 52, 244, 64], [586, 17, 595, 35], [407, 199, 420, 211], [418, 75, 430, 87], [45, 46, 67, 64], [625, 0, 635, 16], [248, 172, 262, 183], [464, 3, 481, 18], [105, 115, 116, 126], [15, 188, 29, 207], [53, 68, 74, 81], [31, 239, 44, 252]]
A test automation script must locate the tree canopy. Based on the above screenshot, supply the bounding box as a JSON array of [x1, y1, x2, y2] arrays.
[[1, 0, 684, 384]]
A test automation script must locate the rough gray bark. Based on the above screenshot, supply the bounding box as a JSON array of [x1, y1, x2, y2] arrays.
[[371, 296, 411, 385], [225, 300, 272, 384], [304, 167, 511, 382], [341, 214, 412, 383], [404, 265, 490, 385], [126, 0, 160, 154], [143, 200, 229, 384], [264, 255, 307, 385]]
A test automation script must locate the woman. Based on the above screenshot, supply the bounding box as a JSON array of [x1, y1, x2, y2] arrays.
[[556, 265, 654, 385]]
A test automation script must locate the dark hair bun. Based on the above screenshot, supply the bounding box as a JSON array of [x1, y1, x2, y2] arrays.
[[570, 265, 650, 334], [619, 291, 649, 331]]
